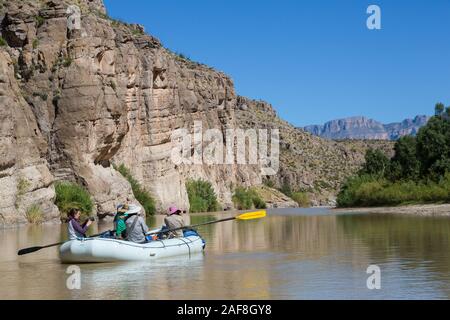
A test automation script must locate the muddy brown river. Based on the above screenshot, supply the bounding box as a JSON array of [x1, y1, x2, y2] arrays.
[[1, 208, 450, 299]]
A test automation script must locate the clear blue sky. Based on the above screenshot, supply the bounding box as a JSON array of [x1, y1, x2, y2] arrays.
[[103, 0, 450, 127]]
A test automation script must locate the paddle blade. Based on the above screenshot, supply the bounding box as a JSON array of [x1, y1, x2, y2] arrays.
[[236, 210, 267, 221], [18, 247, 42, 256]]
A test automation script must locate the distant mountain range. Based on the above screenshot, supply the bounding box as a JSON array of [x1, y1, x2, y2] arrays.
[[303, 115, 430, 140]]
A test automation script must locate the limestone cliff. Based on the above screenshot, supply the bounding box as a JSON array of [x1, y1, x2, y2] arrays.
[[0, 50, 59, 225], [0, 0, 393, 226], [0, 0, 263, 225]]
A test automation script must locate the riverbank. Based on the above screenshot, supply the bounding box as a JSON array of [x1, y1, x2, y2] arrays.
[[333, 203, 450, 216]]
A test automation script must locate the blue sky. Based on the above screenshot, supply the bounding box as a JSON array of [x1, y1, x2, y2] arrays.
[[103, 0, 450, 127]]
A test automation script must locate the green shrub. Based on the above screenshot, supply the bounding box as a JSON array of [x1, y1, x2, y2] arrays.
[[337, 175, 379, 207], [32, 39, 39, 49], [13, 60, 20, 78], [133, 188, 156, 215], [175, 52, 191, 61], [279, 183, 293, 198], [35, 16, 45, 28], [186, 179, 220, 213], [63, 57, 73, 67], [110, 80, 117, 91], [15, 178, 31, 209], [263, 179, 275, 188], [115, 164, 156, 215], [359, 148, 390, 177], [248, 189, 267, 209], [111, 19, 126, 27], [131, 28, 144, 36], [52, 90, 61, 104], [0, 36, 7, 47], [251, 196, 267, 209], [55, 182, 94, 218], [26, 204, 44, 224], [232, 187, 253, 210], [188, 196, 208, 213], [388, 136, 420, 181], [232, 187, 267, 210], [291, 192, 310, 207], [417, 114, 450, 178], [337, 174, 450, 207]]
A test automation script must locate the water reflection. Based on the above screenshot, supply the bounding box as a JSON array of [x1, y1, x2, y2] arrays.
[[68, 254, 206, 300], [1, 210, 450, 299], [336, 214, 450, 265], [336, 213, 450, 299]]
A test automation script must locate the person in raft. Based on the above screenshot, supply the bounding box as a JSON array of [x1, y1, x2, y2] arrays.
[[164, 206, 186, 238], [125, 205, 150, 243], [67, 208, 93, 240], [114, 204, 130, 239]]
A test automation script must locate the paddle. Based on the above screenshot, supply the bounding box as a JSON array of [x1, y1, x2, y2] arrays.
[[146, 210, 267, 236], [17, 230, 112, 256]]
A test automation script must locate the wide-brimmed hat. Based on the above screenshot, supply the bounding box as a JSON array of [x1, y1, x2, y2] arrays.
[[117, 204, 141, 214], [168, 206, 181, 215], [127, 205, 142, 214]]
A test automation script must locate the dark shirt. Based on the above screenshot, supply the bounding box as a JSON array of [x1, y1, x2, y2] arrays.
[[68, 217, 89, 239]]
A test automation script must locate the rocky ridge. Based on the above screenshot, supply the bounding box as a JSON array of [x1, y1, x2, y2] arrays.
[[304, 115, 429, 140]]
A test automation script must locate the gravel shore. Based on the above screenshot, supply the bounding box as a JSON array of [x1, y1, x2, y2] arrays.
[[332, 203, 450, 216]]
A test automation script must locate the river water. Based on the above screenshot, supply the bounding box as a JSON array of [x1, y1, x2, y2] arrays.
[[1, 208, 450, 300]]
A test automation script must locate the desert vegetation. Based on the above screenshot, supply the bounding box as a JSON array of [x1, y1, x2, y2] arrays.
[[337, 104, 450, 207], [186, 179, 220, 213]]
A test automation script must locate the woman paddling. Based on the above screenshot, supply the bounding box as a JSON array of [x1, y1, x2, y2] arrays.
[[67, 208, 93, 240], [164, 206, 186, 238]]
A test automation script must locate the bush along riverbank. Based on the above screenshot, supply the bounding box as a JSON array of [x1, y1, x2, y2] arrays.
[[55, 182, 94, 220], [337, 103, 450, 208], [186, 179, 220, 213], [232, 187, 267, 210], [115, 164, 156, 215]]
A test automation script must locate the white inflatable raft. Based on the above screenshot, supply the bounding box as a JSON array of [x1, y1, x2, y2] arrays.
[[59, 235, 205, 263]]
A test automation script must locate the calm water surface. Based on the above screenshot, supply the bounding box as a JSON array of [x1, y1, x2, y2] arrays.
[[1, 208, 450, 300]]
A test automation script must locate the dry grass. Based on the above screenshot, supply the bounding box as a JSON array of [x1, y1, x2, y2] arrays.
[[26, 204, 44, 224]]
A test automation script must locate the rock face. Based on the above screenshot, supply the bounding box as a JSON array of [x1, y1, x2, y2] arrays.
[[0, 0, 394, 225], [304, 116, 429, 141], [384, 116, 429, 140], [0, 0, 262, 223], [251, 186, 298, 208], [0, 51, 59, 226]]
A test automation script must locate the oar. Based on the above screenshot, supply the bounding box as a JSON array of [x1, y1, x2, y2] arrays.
[[147, 210, 267, 236], [17, 230, 112, 256]]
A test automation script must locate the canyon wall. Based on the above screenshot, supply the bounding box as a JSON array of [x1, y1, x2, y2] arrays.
[[0, 0, 393, 225]]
